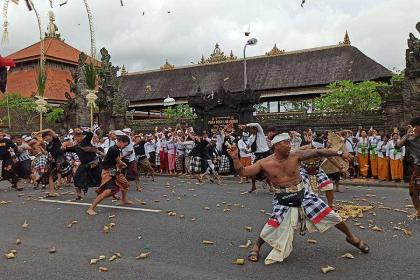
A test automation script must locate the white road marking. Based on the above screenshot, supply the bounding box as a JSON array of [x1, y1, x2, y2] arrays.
[[39, 199, 162, 213]]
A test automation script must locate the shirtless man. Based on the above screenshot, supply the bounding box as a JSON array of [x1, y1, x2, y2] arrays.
[[228, 133, 369, 264], [395, 117, 420, 219]]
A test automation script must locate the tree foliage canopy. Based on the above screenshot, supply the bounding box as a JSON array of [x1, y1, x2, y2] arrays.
[[314, 80, 385, 113], [0, 93, 63, 131], [163, 104, 196, 120]]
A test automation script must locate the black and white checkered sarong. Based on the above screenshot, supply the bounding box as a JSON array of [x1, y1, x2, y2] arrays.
[[190, 156, 202, 174], [34, 155, 48, 170], [218, 155, 230, 174]]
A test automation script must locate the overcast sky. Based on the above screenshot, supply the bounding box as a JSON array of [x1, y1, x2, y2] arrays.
[[2, 0, 419, 73]]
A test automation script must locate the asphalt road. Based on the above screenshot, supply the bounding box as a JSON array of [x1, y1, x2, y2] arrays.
[[0, 177, 419, 280]]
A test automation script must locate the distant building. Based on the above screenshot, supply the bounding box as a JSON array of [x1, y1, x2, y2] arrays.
[[121, 32, 392, 119], [5, 11, 96, 105]]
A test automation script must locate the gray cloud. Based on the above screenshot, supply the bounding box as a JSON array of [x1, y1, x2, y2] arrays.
[[2, 0, 419, 73]]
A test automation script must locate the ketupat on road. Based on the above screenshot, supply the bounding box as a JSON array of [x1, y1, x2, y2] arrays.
[[0, 177, 418, 280]]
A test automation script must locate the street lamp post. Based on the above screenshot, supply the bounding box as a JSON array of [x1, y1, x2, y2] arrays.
[[243, 38, 258, 89]]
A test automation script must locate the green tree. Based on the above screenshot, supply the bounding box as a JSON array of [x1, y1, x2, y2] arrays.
[[45, 108, 64, 123], [314, 80, 385, 113], [254, 103, 268, 113], [0, 93, 38, 130], [163, 104, 196, 120], [0, 93, 64, 131]]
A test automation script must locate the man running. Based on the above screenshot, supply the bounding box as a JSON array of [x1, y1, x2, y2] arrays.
[[86, 134, 131, 216], [0, 130, 22, 190], [227, 132, 369, 264]]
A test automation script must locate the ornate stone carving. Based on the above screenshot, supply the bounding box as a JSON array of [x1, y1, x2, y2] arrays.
[[198, 43, 237, 64], [45, 11, 61, 39], [339, 30, 351, 46], [61, 52, 89, 128], [160, 59, 175, 71], [266, 44, 285, 56], [121, 64, 128, 75], [188, 85, 260, 133], [380, 22, 420, 127], [405, 22, 420, 78], [97, 47, 128, 130]]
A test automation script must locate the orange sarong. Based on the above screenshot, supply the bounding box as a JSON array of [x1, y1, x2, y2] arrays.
[[358, 154, 369, 177], [390, 159, 404, 180], [377, 157, 389, 181], [96, 169, 129, 196], [370, 156, 378, 178]]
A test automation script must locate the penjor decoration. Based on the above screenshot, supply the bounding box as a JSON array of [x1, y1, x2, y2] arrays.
[[35, 96, 48, 130], [85, 89, 98, 129]]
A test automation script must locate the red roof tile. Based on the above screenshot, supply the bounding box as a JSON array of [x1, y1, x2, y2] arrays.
[[6, 68, 72, 101], [6, 37, 98, 65]]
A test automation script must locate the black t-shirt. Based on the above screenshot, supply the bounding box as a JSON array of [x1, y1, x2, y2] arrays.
[[190, 140, 207, 157], [65, 133, 96, 164], [102, 145, 121, 169], [133, 140, 146, 157], [0, 138, 17, 160], [46, 137, 64, 160]]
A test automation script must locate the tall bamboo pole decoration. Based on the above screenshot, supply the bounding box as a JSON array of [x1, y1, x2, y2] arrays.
[[2, 0, 10, 129], [2, 0, 10, 45], [6, 93, 11, 130], [83, 0, 96, 59], [83, 0, 97, 129], [28, 0, 47, 130]]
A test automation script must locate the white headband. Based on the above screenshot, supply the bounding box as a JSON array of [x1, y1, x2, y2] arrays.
[[271, 133, 290, 145]]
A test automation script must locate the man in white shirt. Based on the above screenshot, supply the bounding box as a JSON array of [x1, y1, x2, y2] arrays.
[[102, 131, 117, 154], [242, 123, 271, 193], [121, 128, 137, 181], [144, 134, 157, 165], [237, 132, 252, 183]]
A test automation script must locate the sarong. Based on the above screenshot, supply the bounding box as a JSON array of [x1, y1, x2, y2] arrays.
[[1, 159, 19, 185], [300, 167, 333, 193], [176, 154, 184, 172], [33, 154, 49, 185], [148, 151, 156, 168], [218, 154, 230, 174], [370, 156, 378, 177], [126, 160, 138, 181], [168, 153, 176, 171], [190, 156, 202, 174], [358, 154, 369, 177], [96, 169, 129, 196], [390, 159, 403, 180], [74, 160, 102, 193], [378, 157, 389, 181], [137, 157, 153, 173], [155, 152, 160, 168], [184, 156, 191, 173], [159, 151, 168, 171], [409, 164, 420, 196], [15, 159, 32, 179], [260, 181, 342, 264]]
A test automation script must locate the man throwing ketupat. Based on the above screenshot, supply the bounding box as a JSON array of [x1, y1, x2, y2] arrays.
[[227, 132, 369, 265]]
